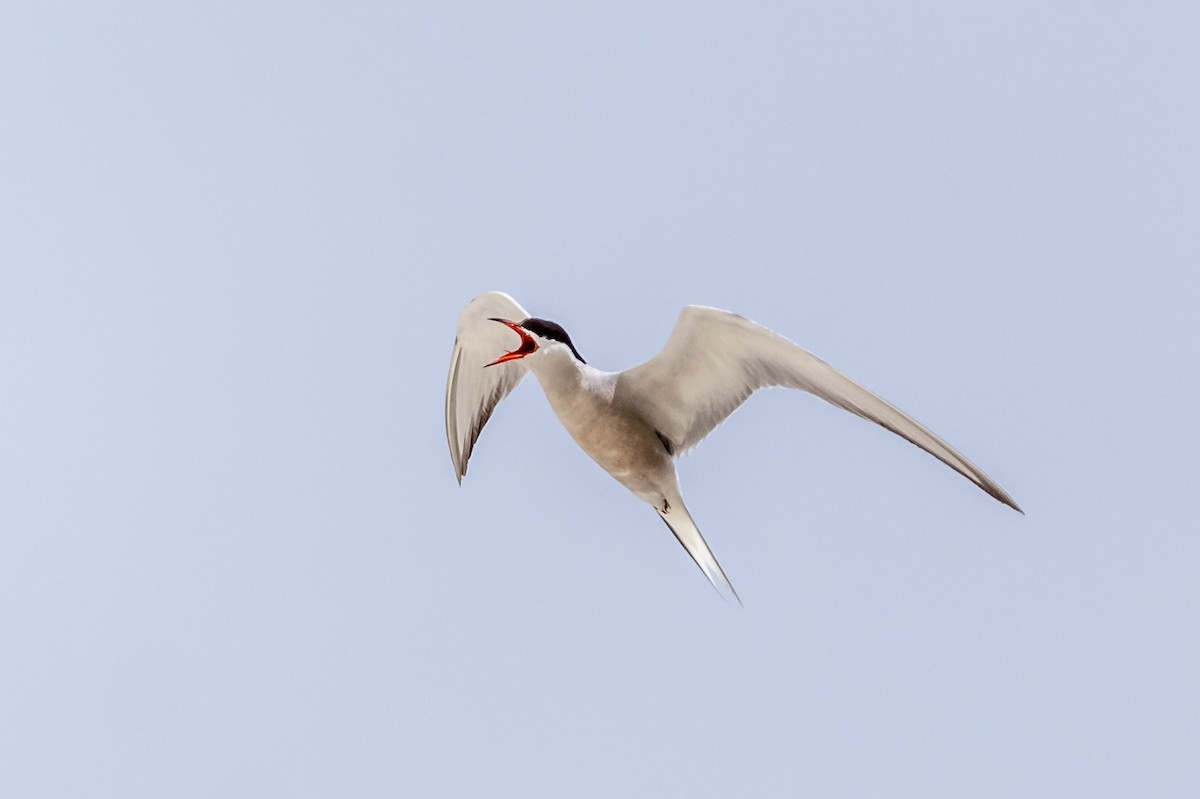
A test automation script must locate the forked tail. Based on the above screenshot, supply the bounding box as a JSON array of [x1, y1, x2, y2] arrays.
[[657, 500, 741, 605]]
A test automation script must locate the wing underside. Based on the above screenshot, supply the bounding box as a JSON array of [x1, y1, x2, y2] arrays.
[[618, 306, 1021, 511], [445, 291, 531, 482]]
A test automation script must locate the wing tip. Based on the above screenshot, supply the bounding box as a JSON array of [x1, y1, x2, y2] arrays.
[[980, 479, 1023, 514]]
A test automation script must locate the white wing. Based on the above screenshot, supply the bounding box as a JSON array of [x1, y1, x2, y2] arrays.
[[445, 291, 531, 482], [617, 306, 1021, 511]]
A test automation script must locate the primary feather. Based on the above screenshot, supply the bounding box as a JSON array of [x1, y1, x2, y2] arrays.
[[617, 306, 1021, 511], [444, 291, 529, 482]]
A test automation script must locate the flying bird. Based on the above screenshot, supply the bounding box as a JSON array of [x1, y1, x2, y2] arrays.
[[445, 292, 1020, 602]]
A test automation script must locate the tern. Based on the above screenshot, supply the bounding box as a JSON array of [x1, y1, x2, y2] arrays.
[[445, 292, 1020, 602]]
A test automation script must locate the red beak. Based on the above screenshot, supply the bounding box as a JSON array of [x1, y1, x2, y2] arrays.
[[484, 318, 538, 367]]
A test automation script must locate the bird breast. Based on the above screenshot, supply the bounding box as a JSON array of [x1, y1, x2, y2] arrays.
[[532, 361, 671, 503]]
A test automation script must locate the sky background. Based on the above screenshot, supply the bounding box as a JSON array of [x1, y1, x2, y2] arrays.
[[3, 1, 1198, 796]]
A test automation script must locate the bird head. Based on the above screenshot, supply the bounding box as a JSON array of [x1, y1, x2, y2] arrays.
[[485, 317, 586, 366]]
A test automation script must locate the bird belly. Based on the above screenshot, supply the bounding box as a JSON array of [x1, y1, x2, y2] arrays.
[[556, 401, 670, 506]]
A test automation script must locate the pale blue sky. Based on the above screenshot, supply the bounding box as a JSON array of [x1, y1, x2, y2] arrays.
[[3, 2, 1198, 796]]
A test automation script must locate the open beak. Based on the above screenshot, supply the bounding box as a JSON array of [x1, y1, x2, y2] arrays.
[[484, 318, 538, 367]]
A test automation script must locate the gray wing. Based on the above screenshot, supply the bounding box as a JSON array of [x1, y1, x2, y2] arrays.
[[617, 306, 1021, 511], [445, 291, 531, 482]]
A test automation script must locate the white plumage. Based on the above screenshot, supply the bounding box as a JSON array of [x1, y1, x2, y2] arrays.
[[446, 291, 1020, 602]]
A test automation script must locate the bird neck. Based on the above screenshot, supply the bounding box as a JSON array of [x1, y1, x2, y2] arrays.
[[526, 349, 609, 403]]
